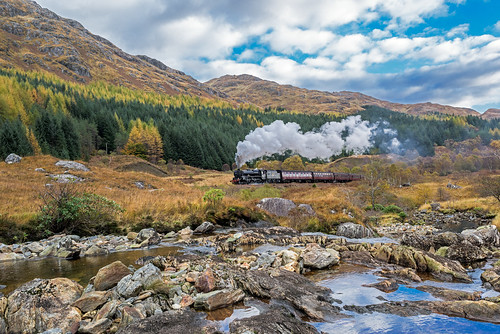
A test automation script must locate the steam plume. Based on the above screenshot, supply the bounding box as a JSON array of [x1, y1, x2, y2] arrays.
[[235, 115, 399, 167]]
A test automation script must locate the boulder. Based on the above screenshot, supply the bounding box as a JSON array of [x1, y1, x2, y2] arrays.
[[78, 318, 112, 334], [135, 228, 161, 246], [193, 289, 245, 311], [336, 222, 374, 239], [462, 225, 500, 247], [302, 243, 340, 269], [117, 263, 163, 298], [83, 245, 109, 257], [6, 278, 83, 334], [118, 308, 218, 334], [72, 291, 109, 313], [481, 268, 500, 292], [257, 198, 297, 217], [229, 306, 320, 334], [94, 261, 133, 291], [179, 227, 193, 236], [5, 153, 21, 164], [55, 160, 90, 171], [193, 222, 215, 234]]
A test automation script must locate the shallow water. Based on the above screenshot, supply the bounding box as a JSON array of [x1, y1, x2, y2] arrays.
[[0, 244, 182, 295]]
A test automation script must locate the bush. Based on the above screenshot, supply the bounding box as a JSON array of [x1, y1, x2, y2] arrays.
[[383, 204, 404, 214], [0, 214, 27, 244], [203, 188, 225, 209], [36, 184, 123, 237]]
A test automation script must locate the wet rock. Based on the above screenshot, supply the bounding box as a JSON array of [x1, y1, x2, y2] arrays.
[[302, 243, 340, 269], [78, 318, 112, 334], [117, 263, 163, 298], [363, 279, 399, 293], [232, 268, 344, 321], [194, 289, 245, 311], [229, 306, 320, 334], [117, 308, 218, 334], [72, 291, 109, 313], [55, 160, 90, 171], [415, 285, 481, 301], [195, 268, 216, 293], [94, 261, 133, 291], [257, 198, 297, 217], [336, 222, 374, 239], [481, 268, 500, 292], [5, 153, 21, 164], [193, 222, 215, 234], [6, 278, 82, 334], [135, 228, 161, 246], [377, 268, 422, 283]]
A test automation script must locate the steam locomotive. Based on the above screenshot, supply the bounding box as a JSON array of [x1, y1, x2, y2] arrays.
[[232, 169, 363, 184]]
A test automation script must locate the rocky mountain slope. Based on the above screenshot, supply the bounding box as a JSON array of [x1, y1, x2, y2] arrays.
[[0, 0, 225, 98], [206, 74, 482, 117], [482, 109, 500, 120]]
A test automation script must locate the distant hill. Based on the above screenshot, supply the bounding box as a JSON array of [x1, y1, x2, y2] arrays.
[[482, 109, 500, 120], [0, 0, 226, 98], [206, 74, 482, 118]]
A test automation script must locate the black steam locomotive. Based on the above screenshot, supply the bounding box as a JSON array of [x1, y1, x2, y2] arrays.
[[232, 169, 363, 184]]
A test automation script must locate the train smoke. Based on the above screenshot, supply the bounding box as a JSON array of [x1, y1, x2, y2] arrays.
[[235, 115, 399, 167]]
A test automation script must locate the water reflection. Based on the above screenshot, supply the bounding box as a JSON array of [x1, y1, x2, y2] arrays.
[[0, 245, 181, 294]]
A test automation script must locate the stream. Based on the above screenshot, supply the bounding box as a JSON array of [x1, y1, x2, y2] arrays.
[[1, 234, 500, 333]]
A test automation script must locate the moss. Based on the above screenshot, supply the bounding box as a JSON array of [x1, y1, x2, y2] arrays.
[[435, 246, 449, 257]]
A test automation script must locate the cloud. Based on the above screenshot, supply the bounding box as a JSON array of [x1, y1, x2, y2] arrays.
[[35, 0, 500, 111]]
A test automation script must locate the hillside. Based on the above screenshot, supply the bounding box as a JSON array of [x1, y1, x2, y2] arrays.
[[206, 74, 482, 118], [483, 109, 500, 120], [0, 0, 225, 98]]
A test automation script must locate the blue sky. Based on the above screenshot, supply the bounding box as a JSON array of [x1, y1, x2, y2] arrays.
[[36, 0, 500, 112]]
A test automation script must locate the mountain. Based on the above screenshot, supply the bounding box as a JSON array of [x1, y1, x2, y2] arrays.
[[0, 0, 225, 98], [482, 109, 500, 120], [205, 74, 482, 118]]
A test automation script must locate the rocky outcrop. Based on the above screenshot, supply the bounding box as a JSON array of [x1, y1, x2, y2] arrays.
[[48, 174, 84, 183], [4, 153, 21, 164], [229, 306, 320, 334], [193, 289, 245, 311], [6, 278, 83, 334], [336, 222, 375, 239], [55, 160, 90, 171], [232, 268, 345, 321], [302, 243, 340, 269]]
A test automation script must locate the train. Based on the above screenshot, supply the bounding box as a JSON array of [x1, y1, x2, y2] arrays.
[[232, 169, 363, 184]]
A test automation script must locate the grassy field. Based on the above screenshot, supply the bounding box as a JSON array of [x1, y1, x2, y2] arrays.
[[0, 155, 498, 238]]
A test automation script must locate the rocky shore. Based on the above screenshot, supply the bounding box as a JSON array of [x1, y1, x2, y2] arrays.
[[1, 220, 500, 333]]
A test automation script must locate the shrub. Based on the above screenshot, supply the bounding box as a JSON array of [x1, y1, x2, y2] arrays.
[[36, 184, 123, 237], [203, 188, 225, 208], [383, 204, 404, 214]]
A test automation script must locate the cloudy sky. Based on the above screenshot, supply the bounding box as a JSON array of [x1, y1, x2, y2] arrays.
[[36, 0, 500, 112]]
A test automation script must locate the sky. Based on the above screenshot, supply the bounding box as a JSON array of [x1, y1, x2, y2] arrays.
[[35, 0, 500, 113]]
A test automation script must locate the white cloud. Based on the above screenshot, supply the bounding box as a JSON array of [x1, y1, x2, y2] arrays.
[[494, 20, 500, 32]]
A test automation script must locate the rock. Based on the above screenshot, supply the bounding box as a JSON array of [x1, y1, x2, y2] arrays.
[[298, 203, 316, 216], [120, 305, 146, 328], [363, 279, 399, 293], [26, 241, 44, 254], [35, 168, 46, 172], [127, 232, 138, 240], [195, 268, 216, 293], [302, 243, 340, 269], [481, 268, 500, 292], [377, 268, 422, 283], [118, 308, 218, 334], [6, 278, 82, 334], [257, 198, 297, 217], [72, 291, 109, 313], [229, 306, 320, 334], [446, 240, 487, 263], [193, 222, 215, 234], [194, 289, 245, 311], [78, 318, 112, 333], [94, 300, 119, 321], [49, 174, 84, 183], [135, 228, 161, 246], [180, 295, 194, 308], [55, 160, 90, 171], [0, 252, 23, 262], [232, 268, 344, 321], [430, 202, 441, 211], [415, 285, 481, 301], [179, 227, 193, 236], [83, 245, 109, 257], [462, 225, 500, 247], [5, 153, 21, 164], [94, 261, 133, 291], [117, 263, 163, 298], [336, 222, 374, 239]]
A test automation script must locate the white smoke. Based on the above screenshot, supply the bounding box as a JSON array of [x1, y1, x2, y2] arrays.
[[235, 115, 397, 167]]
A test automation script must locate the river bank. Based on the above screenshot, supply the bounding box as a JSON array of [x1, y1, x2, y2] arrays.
[[1, 221, 500, 333]]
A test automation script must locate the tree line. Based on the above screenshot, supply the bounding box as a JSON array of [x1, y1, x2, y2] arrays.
[[0, 69, 499, 170]]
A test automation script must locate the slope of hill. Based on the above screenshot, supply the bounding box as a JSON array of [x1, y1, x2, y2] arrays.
[[206, 74, 481, 117], [0, 0, 225, 98], [483, 109, 500, 120]]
